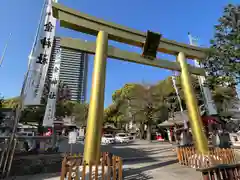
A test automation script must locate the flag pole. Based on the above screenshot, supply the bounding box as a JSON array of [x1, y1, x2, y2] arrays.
[[0, 33, 12, 67]]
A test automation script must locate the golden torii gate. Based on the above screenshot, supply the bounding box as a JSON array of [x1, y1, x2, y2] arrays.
[[52, 2, 208, 164]]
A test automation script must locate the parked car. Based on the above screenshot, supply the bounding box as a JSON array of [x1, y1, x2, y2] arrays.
[[156, 132, 164, 141], [128, 132, 136, 141], [101, 134, 115, 144], [17, 131, 35, 137], [115, 133, 129, 143], [77, 136, 85, 142]]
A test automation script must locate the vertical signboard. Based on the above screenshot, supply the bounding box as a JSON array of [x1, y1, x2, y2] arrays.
[[43, 48, 61, 127], [24, 0, 57, 106]]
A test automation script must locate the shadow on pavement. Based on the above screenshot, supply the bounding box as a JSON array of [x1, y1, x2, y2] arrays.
[[60, 140, 176, 162], [4, 172, 60, 180], [123, 159, 179, 180], [124, 171, 153, 180], [8, 140, 176, 178], [110, 140, 172, 146]]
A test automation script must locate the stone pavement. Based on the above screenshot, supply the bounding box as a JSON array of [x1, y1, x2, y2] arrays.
[[6, 142, 240, 179], [59, 139, 176, 160], [123, 159, 202, 180], [6, 141, 177, 177], [5, 160, 202, 180], [5, 141, 202, 179]]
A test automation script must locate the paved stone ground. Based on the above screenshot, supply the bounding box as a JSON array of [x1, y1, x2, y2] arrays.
[[5, 159, 201, 180], [4, 141, 202, 179], [59, 139, 176, 160], [6, 142, 240, 179], [123, 159, 201, 180]]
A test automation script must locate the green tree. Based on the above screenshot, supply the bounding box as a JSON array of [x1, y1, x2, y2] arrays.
[[20, 105, 45, 123], [2, 97, 20, 108], [112, 84, 143, 124], [72, 102, 89, 127], [203, 4, 240, 87], [20, 105, 46, 133], [113, 83, 169, 141], [166, 75, 237, 118], [55, 100, 75, 117], [0, 97, 5, 125], [153, 77, 181, 115], [212, 86, 238, 115], [20, 79, 73, 126], [109, 74, 237, 141], [153, 75, 204, 114], [104, 103, 124, 128]]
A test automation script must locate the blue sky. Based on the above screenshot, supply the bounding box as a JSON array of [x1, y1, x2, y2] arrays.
[[0, 0, 238, 107]]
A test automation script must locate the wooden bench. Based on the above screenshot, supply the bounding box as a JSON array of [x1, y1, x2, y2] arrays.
[[197, 164, 240, 180], [60, 152, 123, 180]]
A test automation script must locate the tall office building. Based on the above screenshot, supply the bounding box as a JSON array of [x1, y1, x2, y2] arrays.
[[46, 37, 88, 102]]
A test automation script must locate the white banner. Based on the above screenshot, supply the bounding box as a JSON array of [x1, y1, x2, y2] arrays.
[[24, 0, 57, 106], [43, 48, 62, 127], [171, 73, 188, 129], [188, 33, 217, 115]]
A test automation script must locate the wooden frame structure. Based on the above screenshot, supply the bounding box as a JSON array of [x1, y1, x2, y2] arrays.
[[176, 146, 237, 168], [60, 153, 123, 180]]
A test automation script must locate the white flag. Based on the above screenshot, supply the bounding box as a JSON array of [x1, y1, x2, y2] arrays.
[[24, 0, 57, 106]]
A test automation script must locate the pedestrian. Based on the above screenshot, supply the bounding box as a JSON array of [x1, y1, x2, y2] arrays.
[[23, 140, 29, 152]]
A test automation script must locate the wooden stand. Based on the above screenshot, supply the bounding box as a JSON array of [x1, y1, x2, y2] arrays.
[[60, 152, 123, 180], [197, 164, 240, 180], [176, 146, 236, 168]]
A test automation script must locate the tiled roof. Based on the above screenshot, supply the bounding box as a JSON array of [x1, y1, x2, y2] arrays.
[[159, 108, 206, 126]]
